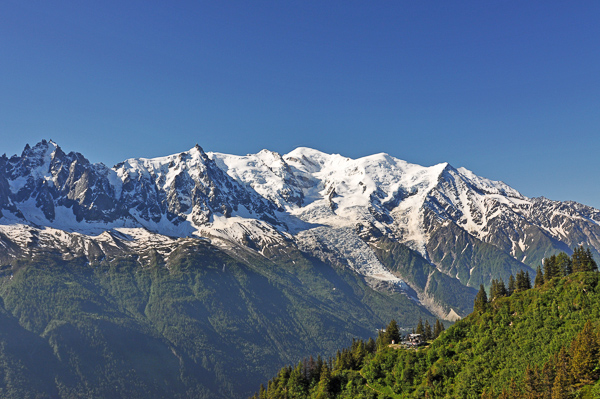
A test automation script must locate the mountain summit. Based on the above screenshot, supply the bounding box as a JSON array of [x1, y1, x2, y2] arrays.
[[0, 140, 599, 319], [0, 140, 598, 398]]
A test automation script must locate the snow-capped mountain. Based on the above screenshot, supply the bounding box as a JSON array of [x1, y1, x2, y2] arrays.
[[1, 140, 599, 319]]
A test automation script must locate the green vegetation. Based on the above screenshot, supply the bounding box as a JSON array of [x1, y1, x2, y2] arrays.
[[254, 249, 600, 398], [0, 240, 435, 398]]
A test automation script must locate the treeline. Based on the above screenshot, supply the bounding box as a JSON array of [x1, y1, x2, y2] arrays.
[[411, 317, 445, 342], [250, 337, 376, 399], [474, 270, 532, 313], [535, 246, 598, 286], [251, 316, 445, 399], [475, 246, 598, 313], [377, 318, 445, 346]]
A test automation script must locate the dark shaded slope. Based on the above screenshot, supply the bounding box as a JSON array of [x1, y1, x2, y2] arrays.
[[0, 240, 435, 398]]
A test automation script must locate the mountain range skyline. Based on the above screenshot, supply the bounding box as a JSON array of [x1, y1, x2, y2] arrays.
[[0, 138, 597, 397], [2, 138, 597, 211], [1, 138, 598, 320], [2, 2, 600, 209]]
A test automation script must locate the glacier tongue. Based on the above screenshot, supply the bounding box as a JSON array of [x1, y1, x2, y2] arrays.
[[1, 139, 600, 298], [296, 226, 406, 289]]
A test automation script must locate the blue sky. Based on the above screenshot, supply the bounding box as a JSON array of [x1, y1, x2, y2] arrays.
[[1, 1, 599, 207]]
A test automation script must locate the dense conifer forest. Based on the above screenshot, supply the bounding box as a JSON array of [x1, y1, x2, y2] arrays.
[[252, 248, 600, 398]]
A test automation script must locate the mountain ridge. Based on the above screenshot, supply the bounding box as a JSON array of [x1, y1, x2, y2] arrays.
[[0, 139, 598, 397], [0, 140, 598, 320]]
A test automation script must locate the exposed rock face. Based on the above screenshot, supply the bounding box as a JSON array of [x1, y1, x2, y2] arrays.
[[0, 140, 599, 319]]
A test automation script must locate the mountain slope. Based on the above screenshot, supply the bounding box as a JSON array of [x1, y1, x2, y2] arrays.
[[257, 271, 600, 398], [1, 140, 598, 317], [0, 140, 598, 397], [0, 241, 436, 398]]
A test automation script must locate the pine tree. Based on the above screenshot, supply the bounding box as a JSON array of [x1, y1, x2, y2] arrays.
[[259, 383, 267, 399], [570, 320, 599, 387], [534, 265, 544, 288], [544, 255, 559, 280], [584, 248, 598, 272], [572, 246, 598, 273], [424, 319, 432, 341], [555, 252, 572, 276], [365, 337, 376, 353], [540, 359, 555, 396], [572, 246, 585, 272], [385, 319, 401, 344], [523, 364, 541, 398], [515, 270, 531, 292], [572, 246, 581, 272], [434, 319, 443, 339], [490, 279, 498, 301], [525, 271, 532, 289], [288, 361, 308, 397], [508, 275, 516, 296], [474, 284, 488, 313], [416, 318, 425, 336], [315, 363, 332, 399], [497, 278, 507, 298], [490, 279, 506, 301], [551, 346, 570, 399]]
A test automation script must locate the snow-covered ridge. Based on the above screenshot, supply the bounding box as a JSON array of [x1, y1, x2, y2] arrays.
[[1, 140, 599, 289]]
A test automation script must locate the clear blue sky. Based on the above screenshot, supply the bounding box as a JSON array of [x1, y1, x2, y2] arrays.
[[1, 1, 599, 208]]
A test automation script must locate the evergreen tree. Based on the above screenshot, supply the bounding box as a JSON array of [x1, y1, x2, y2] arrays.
[[572, 246, 597, 273], [525, 271, 532, 289], [570, 320, 599, 387], [572, 246, 583, 272], [314, 363, 332, 399], [551, 346, 570, 399], [555, 252, 572, 276], [508, 275, 516, 296], [433, 319, 444, 339], [584, 248, 598, 272], [489, 279, 506, 301], [307, 355, 318, 384], [474, 284, 488, 313], [287, 361, 308, 397], [497, 278, 507, 298], [534, 265, 544, 288], [375, 329, 385, 349], [515, 270, 531, 292], [416, 318, 425, 336], [544, 255, 560, 280], [424, 319, 432, 341], [384, 319, 401, 344], [523, 364, 541, 398], [541, 359, 555, 395], [489, 279, 498, 300], [365, 337, 376, 353], [258, 383, 267, 399]]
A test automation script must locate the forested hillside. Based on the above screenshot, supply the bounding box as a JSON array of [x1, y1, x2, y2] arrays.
[[0, 241, 433, 398], [254, 250, 600, 398]]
